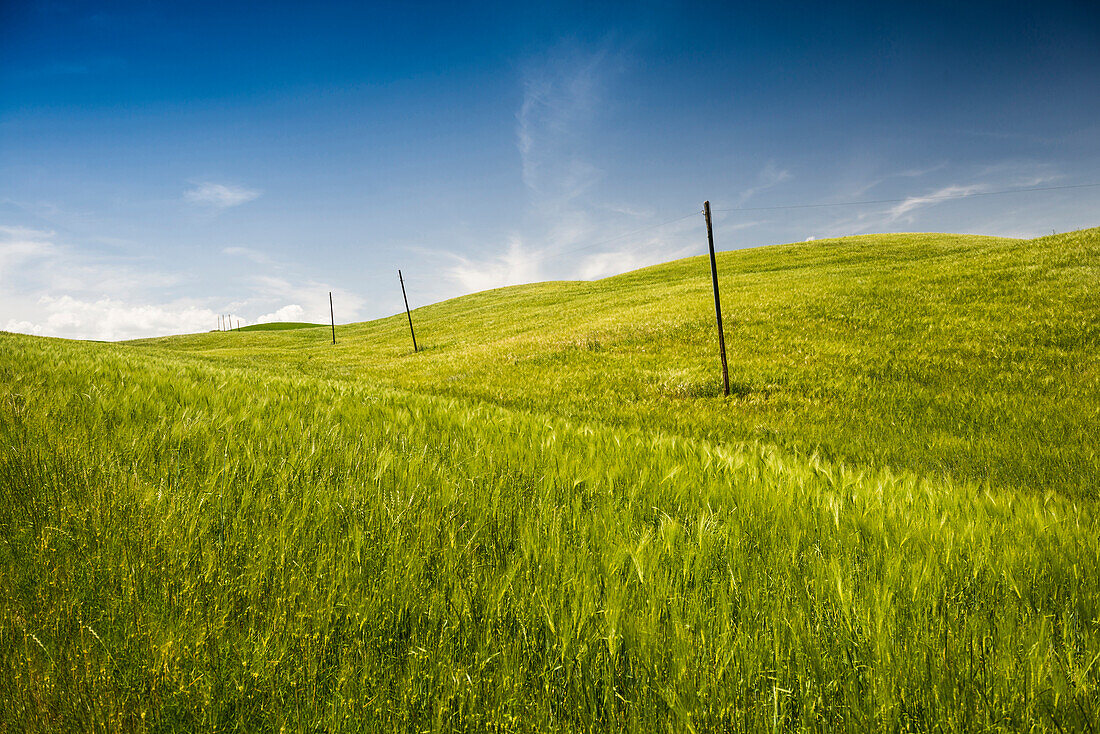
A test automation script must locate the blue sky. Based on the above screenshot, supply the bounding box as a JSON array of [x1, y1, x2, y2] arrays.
[[2, 1, 1098, 340]]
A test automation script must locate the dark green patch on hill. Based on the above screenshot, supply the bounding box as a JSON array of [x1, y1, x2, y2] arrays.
[[237, 321, 325, 332]]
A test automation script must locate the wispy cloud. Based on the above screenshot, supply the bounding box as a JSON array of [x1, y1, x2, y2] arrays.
[[444, 237, 545, 293], [737, 162, 792, 205], [433, 44, 714, 294], [440, 213, 703, 292], [0, 226, 56, 280], [223, 246, 277, 266], [185, 182, 261, 209], [887, 183, 991, 221], [574, 236, 698, 280], [791, 163, 1071, 239], [516, 43, 615, 205]]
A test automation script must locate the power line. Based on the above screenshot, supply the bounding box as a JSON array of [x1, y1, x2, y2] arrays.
[[711, 182, 1100, 213], [400, 180, 1097, 281]]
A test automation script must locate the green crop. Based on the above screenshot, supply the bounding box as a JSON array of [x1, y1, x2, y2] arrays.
[[236, 322, 326, 332], [2, 229, 1098, 731], [137, 229, 1100, 498]]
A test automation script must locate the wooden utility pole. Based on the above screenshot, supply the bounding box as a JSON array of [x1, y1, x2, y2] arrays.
[[399, 269, 418, 352], [703, 201, 730, 397], [329, 292, 336, 345]]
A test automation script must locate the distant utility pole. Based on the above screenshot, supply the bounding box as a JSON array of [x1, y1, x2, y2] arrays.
[[398, 269, 418, 353], [236, 319, 240, 331], [329, 292, 336, 345], [703, 201, 730, 397]]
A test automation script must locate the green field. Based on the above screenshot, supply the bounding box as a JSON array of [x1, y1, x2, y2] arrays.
[[236, 322, 326, 332], [2, 229, 1098, 731]]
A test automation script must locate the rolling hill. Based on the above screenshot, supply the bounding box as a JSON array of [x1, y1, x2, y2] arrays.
[[136, 229, 1100, 498], [2, 228, 1098, 731], [236, 321, 326, 332]]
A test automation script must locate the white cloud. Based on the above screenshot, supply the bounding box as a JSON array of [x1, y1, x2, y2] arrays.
[[245, 273, 364, 325], [0, 224, 364, 340], [575, 240, 696, 280], [4, 296, 219, 341], [444, 237, 544, 293], [254, 304, 306, 323], [0, 226, 217, 340], [185, 182, 261, 209]]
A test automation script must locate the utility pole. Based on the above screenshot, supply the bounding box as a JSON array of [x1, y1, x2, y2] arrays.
[[399, 269, 418, 352], [703, 201, 730, 397], [329, 292, 336, 345]]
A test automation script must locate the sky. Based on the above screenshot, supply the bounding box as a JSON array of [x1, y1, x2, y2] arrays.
[[2, 0, 1098, 340]]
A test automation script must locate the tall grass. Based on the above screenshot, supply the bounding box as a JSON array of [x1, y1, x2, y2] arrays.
[[2, 333, 1098, 731], [132, 229, 1100, 498]]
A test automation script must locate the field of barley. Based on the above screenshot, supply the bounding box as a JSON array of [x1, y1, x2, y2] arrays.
[[2, 229, 1098, 731]]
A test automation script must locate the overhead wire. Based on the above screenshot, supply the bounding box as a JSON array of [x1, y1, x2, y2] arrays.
[[711, 182, 1100, 213], [399, 180, 1097, 278]]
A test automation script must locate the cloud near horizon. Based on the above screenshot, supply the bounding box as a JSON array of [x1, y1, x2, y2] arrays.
[[0, 226, 364, 340], [4, 295, 221, 341]]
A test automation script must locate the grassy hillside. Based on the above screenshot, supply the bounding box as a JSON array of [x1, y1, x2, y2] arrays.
[[3, 228, 1098, 731], [137, 229, 1100, 498], [237, 321, 325, 332]]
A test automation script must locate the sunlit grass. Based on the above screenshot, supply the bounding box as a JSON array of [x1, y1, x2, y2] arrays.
[[2, 228, 1098, 731], [135, 229, 1100, 498], [237, 321, 325, 332]]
